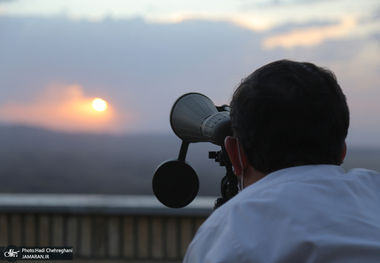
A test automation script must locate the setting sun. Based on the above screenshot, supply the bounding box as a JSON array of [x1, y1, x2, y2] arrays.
[[92, 98, 107, 112]]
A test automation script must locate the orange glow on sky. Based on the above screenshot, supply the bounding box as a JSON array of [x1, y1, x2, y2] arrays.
[[0, 0, 379, 144], [0, 84, 126, 134]]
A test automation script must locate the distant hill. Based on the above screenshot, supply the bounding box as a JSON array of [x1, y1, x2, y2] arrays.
[[0, 124, 379, 196], [0, 124, 225, 196]]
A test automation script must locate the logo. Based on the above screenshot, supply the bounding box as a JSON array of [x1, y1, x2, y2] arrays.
[[3, 245, 21, 262], [1, 246, 73, 261]]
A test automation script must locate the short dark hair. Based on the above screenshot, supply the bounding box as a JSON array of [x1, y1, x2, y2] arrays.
[[230, 60, 350, 174]]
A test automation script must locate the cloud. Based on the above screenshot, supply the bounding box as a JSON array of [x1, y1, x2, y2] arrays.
[[0, 16, 263, 134], [262, 17, 356, 49], [0, 83, 127, 134], [0, 15, 379, 145]]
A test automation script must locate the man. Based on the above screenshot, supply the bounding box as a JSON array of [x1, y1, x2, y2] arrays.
[[184, 60, 380, 262]]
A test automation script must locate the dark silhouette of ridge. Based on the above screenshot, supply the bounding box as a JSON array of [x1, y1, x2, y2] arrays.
[[0, 124, 378, 196], [0, 124, 225, 196]]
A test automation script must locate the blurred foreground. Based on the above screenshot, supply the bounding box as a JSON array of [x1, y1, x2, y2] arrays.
[[0, 194, 213, 262]]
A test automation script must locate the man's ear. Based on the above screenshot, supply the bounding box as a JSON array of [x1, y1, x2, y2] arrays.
[[224, 136, 249, 176], [341, 142, 347, 162]]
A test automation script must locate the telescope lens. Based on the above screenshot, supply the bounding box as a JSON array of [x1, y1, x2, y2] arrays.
[[153, 159, 199, 208]]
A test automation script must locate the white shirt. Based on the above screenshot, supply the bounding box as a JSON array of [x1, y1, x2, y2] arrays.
[[184, 165, 380, 263]]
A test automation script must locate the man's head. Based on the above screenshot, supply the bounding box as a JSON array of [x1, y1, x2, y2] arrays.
[[227, 60, 350, 176]]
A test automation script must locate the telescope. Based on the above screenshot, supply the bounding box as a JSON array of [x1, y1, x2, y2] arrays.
[[152, 93, 238, 209]]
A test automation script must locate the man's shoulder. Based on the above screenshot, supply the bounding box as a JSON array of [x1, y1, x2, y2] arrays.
[[196, 165, 380, 239], [346, 167, 380, 177], [185, 165, 380, 262]]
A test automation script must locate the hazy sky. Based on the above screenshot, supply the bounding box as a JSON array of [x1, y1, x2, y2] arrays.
[[0, 0, 379, 146]]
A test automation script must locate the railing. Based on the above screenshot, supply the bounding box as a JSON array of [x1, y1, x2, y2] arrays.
[[0, 194, 215, 262]]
